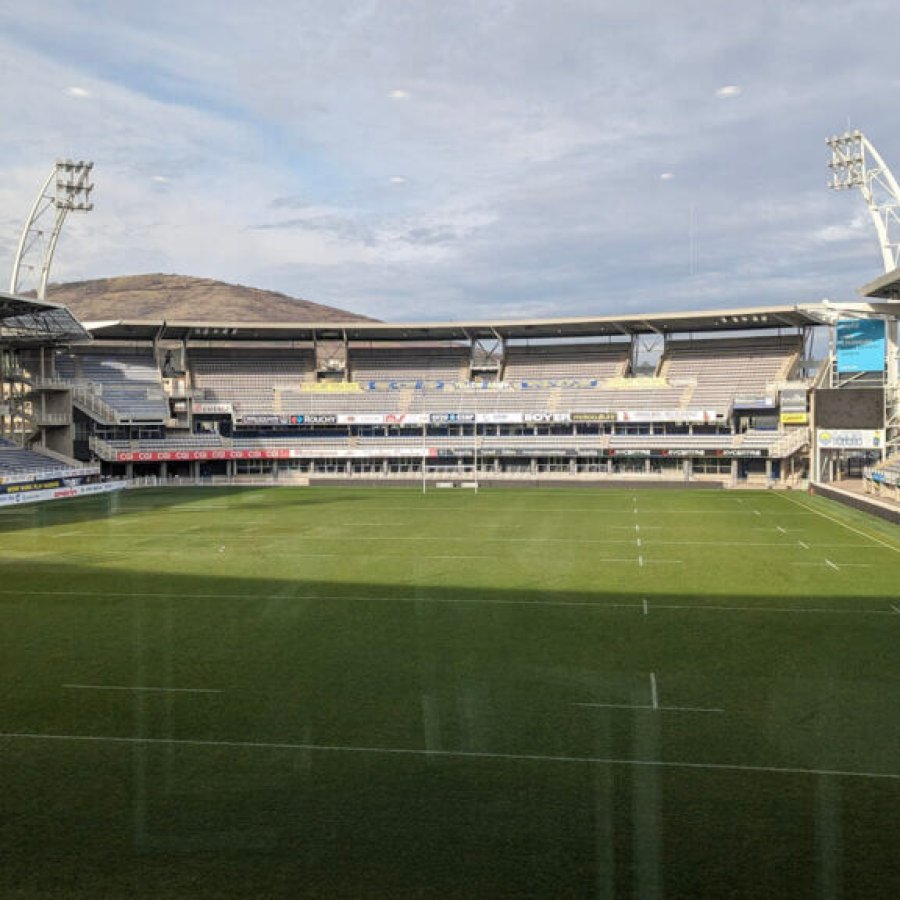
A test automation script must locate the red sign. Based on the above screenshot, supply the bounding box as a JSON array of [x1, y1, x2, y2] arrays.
[[115, 448, 294, 462]]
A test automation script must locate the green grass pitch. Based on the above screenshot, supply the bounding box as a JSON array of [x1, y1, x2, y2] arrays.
[[1, 486, 899, 899]]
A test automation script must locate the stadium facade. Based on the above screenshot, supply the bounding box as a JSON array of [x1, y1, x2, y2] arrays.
[[3, 292, 896, 496]]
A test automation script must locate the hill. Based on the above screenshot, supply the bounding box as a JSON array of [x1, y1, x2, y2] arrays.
[[45, 274, 376, 323]]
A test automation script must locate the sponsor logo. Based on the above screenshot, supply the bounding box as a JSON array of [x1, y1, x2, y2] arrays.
[[429, 413, 476, 424], [570, 412, 616, 422]]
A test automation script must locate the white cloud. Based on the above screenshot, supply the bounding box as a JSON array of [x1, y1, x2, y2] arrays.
[[0, 1, 896, 320]]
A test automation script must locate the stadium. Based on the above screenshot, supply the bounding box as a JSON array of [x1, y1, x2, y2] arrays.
[[1, 138, 900, 898]]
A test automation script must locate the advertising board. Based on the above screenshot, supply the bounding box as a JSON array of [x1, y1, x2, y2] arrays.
[[836, 319, 886, 373], [192, 402, 233, 415], [816, 429, 884, 450]]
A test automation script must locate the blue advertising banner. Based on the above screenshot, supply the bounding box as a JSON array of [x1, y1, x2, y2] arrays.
[[836, 319, 885, 373]]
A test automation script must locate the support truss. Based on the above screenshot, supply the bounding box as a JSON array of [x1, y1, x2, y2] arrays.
[[827, 131, 900, 273], [9, 159, 94, 300]]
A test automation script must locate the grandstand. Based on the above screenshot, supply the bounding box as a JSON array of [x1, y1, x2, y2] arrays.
[[0, 291, 102, 499], [3, 281, 897, 502], [20, 305, 823, 488]]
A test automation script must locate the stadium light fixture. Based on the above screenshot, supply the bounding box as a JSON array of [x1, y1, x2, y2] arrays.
[[826, 130, 900, 273], [9, 159, 95, 300]]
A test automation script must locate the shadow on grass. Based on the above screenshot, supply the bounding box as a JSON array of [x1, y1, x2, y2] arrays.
[[2, 556, 900, 899]]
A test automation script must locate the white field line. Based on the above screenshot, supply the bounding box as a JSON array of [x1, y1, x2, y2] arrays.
[[777, 491, 900, 555], [651, 602, 893, 616], [21, 537, 876, 554], [1, 589, 893, 616], [575, 702, 724, 714], [63, 684, 221, 694], [0, 730, 892, 781], [650, 672, 658, 709], [419, 555, 497, 560]]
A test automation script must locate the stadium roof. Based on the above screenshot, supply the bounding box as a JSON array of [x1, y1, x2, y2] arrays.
[[83, 303, 830, 343], [0, 291, 91, 345], [858, 268, 900, 300]]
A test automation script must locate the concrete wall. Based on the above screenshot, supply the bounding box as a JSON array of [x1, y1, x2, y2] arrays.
[[810, 482, 900, 526]]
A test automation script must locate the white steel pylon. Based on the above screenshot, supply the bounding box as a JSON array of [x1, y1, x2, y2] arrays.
[[9, 159, 94, 300], [827, 131, 900, 274]]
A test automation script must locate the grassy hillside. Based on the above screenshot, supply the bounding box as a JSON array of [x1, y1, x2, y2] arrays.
[[44, 274, 376, 323]]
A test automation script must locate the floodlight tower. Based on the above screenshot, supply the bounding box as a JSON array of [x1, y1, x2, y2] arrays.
[[826, 131, 900, 459], [9, 159, 94, 300], [826, 131, 900, 274]]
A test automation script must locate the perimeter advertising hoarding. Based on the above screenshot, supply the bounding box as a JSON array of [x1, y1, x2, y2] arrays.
[[0, 480, 125, 508], [116, 447, 435, 462], [780, 412, 808, 425], [836, 319, 886, 373], [816, 429, 884, 450], [617, 409, 721, 423], [117, 448, 295, 462]]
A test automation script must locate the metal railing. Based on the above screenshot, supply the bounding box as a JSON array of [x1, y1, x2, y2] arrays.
[[72, 386, 120, 425]]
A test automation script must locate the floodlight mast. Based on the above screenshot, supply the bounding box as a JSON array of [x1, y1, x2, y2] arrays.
[[826, 131, 900, 274], [9, 159, 94, 300]]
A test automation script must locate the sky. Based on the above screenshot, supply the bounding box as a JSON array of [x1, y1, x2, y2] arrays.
[[0, 0, 898, 322]]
